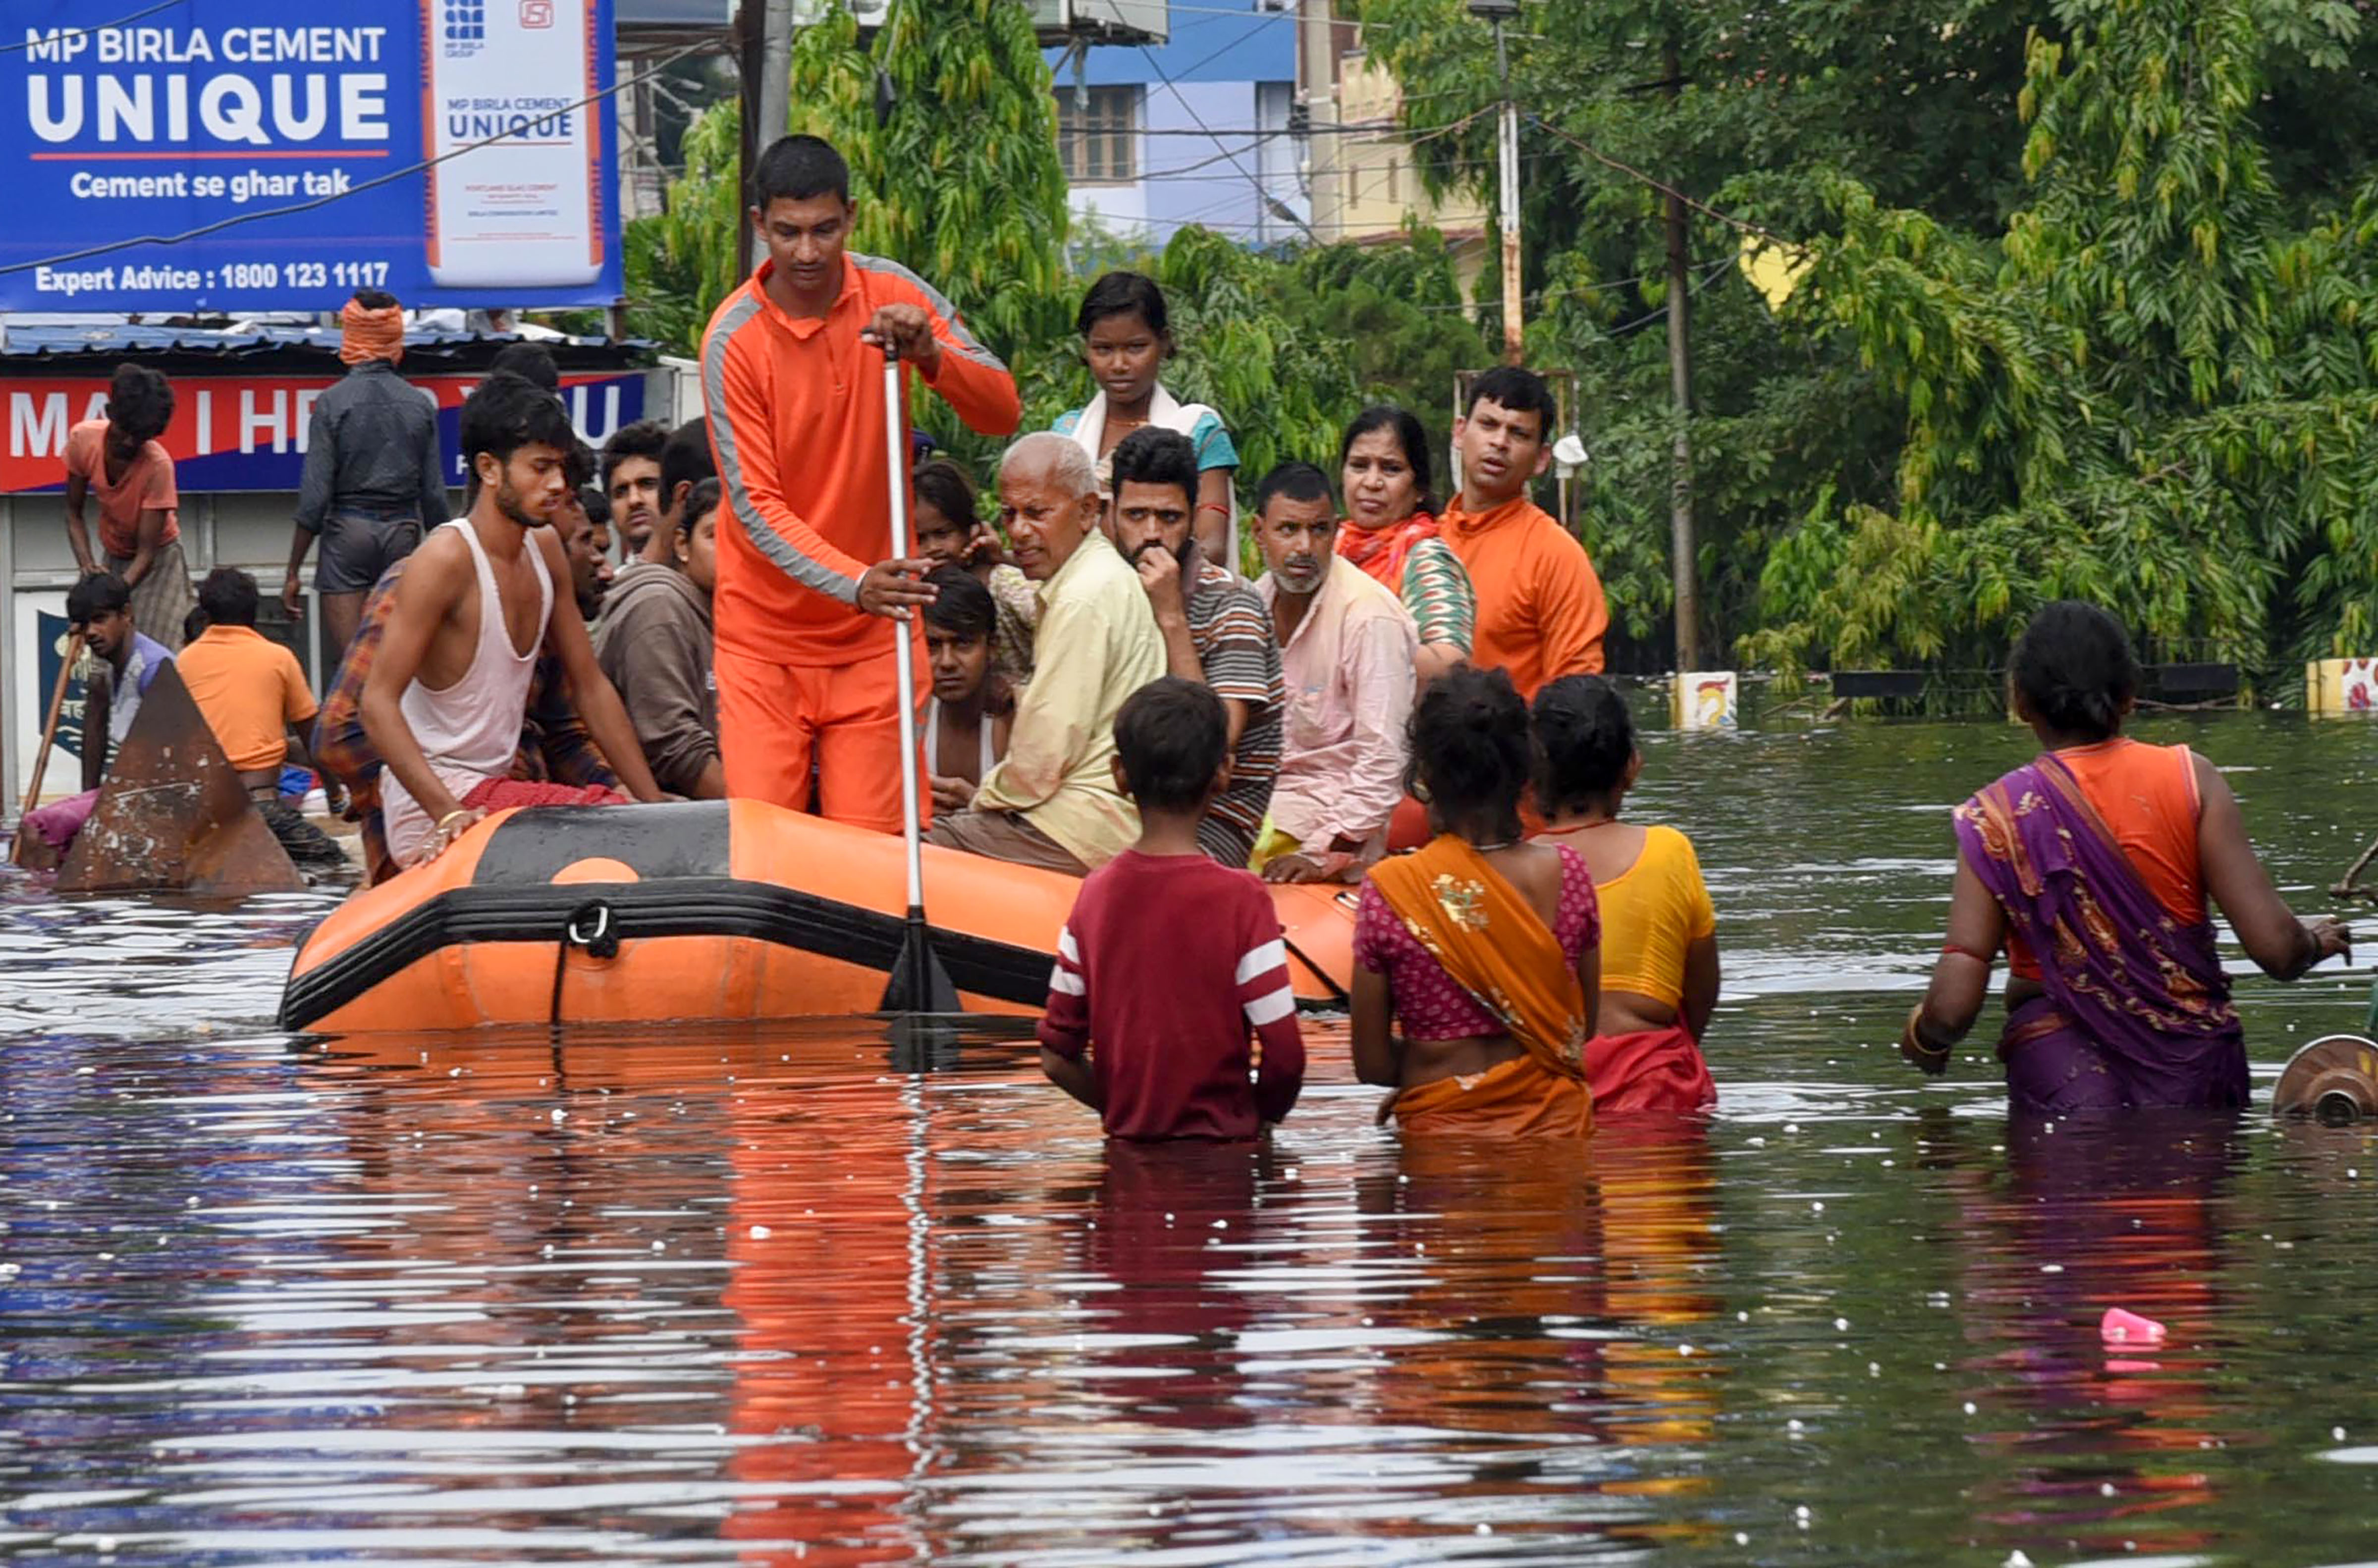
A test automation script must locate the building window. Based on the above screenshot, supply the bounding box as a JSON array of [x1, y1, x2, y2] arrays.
[[1056, 85, 1138, 185]]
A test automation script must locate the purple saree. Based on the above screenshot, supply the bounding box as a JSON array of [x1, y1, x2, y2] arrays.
[[1953, 753, 2246, 1113]]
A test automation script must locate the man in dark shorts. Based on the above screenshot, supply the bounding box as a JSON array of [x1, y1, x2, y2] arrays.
[[282, 290, 450, 670]]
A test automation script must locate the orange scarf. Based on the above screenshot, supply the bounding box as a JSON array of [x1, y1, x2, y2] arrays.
[[339, 299, 405, 366], [1335, 510, 1438, 590], [1368, 833, 1593, 1135]]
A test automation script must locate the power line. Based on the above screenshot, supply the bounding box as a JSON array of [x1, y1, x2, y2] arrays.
[[1524, 114, 1798, 252], [0, 34, 719, 277], [1580, 255, 1736, 337], [1089, 0, 1546, 41], [1135, 40, 1312, 242]]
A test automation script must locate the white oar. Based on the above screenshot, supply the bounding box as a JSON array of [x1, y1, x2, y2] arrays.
[[878, 343, 960, 1015]]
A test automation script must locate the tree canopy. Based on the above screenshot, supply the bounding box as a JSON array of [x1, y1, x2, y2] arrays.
[[621, 0, 2378, 679]]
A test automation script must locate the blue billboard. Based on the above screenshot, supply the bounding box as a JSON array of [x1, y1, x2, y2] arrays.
[[0, 0, 622, 312]]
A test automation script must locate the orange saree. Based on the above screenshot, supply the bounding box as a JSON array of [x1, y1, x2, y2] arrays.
[[1367, 834, 1595, 1137]]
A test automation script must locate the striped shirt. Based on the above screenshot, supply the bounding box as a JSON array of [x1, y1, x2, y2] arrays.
[[1038, 849, 1306, 1139], [1187, 559, 1283, 866]]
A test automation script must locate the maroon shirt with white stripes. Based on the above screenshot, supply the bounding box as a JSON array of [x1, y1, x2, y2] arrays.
[[1038, 849, 1307, 1139]]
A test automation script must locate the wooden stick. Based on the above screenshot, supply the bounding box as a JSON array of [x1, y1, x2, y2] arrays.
[[19, 639, 77, 820], [2334, 832, 2378, 901]]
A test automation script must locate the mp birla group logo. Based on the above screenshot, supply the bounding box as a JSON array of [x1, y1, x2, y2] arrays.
[[442, 0, 486, 55]]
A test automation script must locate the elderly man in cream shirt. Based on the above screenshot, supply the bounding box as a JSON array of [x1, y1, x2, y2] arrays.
[[927, 434, 1166, 874]]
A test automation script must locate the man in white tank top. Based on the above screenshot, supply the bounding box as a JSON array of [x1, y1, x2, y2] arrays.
[[361, 374, 663, 868]]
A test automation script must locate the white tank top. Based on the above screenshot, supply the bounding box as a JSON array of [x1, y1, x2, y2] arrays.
[[382, 519, 553, 864], [925, 696, 996, 781]]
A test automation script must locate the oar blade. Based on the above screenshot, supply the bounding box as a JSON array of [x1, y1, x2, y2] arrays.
[[881, 909, 962, 1014]]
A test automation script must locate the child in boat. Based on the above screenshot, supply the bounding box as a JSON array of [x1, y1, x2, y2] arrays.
[[1038, 676, 1306, 1139], [1351, 665, 1602, 1136], [1053, 271, 1240, 570], [910, 458, 1038, 687], [1532, 676, 1719, 1112], [1905, 600, 2350, 1111]]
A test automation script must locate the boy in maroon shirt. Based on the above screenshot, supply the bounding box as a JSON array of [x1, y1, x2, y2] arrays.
[[1039, 676, 1307, 1138]]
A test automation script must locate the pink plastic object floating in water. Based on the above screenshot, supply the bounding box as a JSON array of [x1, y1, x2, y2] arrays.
[[2101, 1307, 2168, 1346]]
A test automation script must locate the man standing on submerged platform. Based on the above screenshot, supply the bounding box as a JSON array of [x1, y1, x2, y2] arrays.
[[701, 133, 1022, 828], [361, 375, 661, 869], [282, 291, 450, 670]]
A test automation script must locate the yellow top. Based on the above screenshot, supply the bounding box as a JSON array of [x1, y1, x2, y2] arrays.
[[1594, 825, 1717, 1008]]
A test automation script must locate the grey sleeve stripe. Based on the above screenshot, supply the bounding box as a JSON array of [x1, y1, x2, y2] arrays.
[[701, 291, 860, 605], [850, 251, 1009, 374]]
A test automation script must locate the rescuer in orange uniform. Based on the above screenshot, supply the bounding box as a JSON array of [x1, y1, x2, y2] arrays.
[[701, 134, 1022, 827]]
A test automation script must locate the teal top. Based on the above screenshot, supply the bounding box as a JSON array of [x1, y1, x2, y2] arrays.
[[1053, 401, 1239, 472]]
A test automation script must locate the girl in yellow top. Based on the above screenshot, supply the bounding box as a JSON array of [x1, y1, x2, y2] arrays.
[[1532, 675, 1720, 1111]]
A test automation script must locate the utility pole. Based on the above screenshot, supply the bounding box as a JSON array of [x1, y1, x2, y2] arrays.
[[758, 0, 794, 169], [1663, 41, 1700, 673], [735, 0, 794, 278], [735, 1, 761, 277], [1472, 0, 1522, 364]]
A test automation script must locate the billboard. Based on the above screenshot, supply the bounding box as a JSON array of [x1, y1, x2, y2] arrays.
[[0, 0, 621, 312], [1, 371, 649, 494]]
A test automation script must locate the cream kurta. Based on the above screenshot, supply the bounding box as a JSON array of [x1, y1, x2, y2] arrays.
[[971, 531, 1165, 868]]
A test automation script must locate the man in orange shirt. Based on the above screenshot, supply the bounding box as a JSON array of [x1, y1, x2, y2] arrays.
[[1439, 367, 1608, 696], [701, 134, 1022, 827], [176, 567, 347, 870]]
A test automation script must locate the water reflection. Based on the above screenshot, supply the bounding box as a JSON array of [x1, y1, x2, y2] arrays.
[[11, 711, 2378, 1563], [1926, 1110, 2244, 1562]]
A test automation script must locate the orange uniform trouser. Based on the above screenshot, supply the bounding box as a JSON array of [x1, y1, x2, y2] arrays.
[[715, 644, 925, 834]]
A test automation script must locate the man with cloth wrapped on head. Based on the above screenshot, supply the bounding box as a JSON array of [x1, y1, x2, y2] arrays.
[[281, 290, 452, 669]]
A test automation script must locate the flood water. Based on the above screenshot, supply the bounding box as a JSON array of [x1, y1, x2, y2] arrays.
[[8, 712, 2378, 1566]]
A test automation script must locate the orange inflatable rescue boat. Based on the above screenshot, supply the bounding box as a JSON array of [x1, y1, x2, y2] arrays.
[[278, 800, 1356, 1032]]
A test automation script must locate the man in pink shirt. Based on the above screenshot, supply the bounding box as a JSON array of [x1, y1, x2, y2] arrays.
[[1246, 462, 1417, 883], [62, 364, 195, 651]]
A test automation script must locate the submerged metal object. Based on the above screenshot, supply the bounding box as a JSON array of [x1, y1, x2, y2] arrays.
[[2271, 1034, 2378, 1123], [56, 664, 302, 897]]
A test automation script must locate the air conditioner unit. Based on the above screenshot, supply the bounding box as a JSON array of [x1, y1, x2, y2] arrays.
[[1030, 0, 1168, 47]]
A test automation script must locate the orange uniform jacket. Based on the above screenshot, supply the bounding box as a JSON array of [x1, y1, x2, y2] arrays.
[[1441, 494, 1609, 696], [702, 254, 1022, 666]]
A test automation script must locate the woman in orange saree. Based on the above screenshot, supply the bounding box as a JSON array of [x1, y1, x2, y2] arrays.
[[1351, 666, 1601, 1136]]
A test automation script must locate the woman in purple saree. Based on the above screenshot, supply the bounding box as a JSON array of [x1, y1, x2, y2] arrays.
[[1903, 603, 2350, 1112]]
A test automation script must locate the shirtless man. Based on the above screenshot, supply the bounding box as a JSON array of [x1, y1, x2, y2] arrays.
[[361, 374, 661, 868]]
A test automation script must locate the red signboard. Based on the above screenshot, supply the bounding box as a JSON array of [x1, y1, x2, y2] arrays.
[[2, 371, 648, 494]]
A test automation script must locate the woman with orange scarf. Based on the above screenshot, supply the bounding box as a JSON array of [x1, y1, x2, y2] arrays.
[[1351, 666, 1601, 1135], [1335, 406, 1472, 685]]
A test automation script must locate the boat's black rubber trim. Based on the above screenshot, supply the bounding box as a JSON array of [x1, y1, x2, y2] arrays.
[[1282, 933, 1350, 1006], [472, 801, 732, 885], [279, 876, 1054, 1030]]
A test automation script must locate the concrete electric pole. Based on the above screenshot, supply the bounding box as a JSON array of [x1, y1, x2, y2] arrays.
[[1471, 0, 1522, 365]]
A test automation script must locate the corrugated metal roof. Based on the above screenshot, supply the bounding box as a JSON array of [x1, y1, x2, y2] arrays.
[[0, 321, 654, 373]]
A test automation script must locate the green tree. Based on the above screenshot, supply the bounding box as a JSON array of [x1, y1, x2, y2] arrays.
[[1286, 228, 1490, 465], [1746, 0, 2378, 678], [1352, 0, 2051, 663], [624, 99, 743, 356], [625, 0, 1074, 442]]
